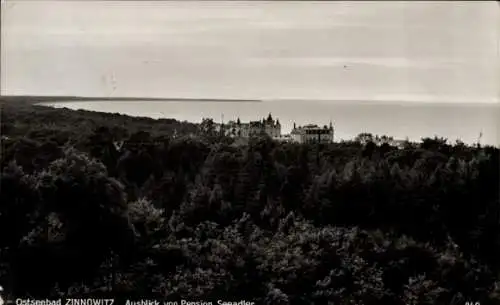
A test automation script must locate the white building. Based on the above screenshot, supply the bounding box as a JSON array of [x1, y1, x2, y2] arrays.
[[275, 134, 293, 142], [389, 139, 407, 149], [354, 133, 407, 149], [290, 122, 334, 144]]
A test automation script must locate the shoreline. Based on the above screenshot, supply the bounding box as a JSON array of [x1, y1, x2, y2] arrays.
[[3, 96, 497, 147], [1, 95, 498, 107], [32, 103, 499, 147], [0, 95, 263, 104]]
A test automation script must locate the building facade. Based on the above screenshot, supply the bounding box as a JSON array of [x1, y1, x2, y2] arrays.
[[217, 113, 282, 139], [290, 123, 334, 144], [354, 133, 407, 149]]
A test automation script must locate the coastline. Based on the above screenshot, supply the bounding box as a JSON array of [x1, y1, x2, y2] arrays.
[[2, 95, 497, 109], [3, 95, 498, 147], [0, 95, 263, 105]]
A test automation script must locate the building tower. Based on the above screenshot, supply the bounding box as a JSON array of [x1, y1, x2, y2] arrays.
[[329, 119, 334, 142]]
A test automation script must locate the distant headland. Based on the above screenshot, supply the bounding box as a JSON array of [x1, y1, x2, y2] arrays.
[[0, 95, 262, 104]]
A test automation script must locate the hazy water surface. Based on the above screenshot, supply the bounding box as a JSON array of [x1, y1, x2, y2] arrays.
[[45, 100, 500, 146]]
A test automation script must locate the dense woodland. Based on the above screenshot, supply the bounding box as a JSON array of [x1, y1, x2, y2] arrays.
[[1, 100, 499, 304]]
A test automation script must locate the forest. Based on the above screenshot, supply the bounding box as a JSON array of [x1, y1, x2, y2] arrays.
[[1, 100, 499, 305]]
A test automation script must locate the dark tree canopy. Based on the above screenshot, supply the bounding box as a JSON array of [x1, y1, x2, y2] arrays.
[[1, 100, 499, 304]]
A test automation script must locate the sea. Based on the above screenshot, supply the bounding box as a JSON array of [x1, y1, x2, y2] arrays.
[[43, 100, 500, 146]]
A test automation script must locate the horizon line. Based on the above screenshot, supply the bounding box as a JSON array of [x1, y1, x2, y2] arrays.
[[0, 95, 263, 103], [266, 98, 500, 105], [1, 95, 498, 106]]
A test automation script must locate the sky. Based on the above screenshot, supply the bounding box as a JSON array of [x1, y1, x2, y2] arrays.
[[1, 0, 499, 103]]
